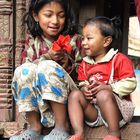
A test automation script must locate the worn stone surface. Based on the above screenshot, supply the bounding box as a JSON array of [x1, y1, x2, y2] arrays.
[[85, 123, 140, 140]]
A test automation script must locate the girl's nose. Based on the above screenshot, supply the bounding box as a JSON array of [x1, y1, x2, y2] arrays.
[[52, 15, 58, 24]]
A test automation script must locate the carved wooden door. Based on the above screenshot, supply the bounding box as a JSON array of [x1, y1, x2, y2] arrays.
[[0, 0, 26, 138]]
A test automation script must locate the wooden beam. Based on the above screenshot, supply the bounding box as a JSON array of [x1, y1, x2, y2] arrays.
[[122, 0, 130, 55]]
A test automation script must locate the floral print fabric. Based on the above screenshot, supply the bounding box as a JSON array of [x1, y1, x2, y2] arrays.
[[12, 60, 77, 127], [12, 33, 83, 127]]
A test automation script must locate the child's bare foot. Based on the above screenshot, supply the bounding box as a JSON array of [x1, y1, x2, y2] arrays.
[[103, 135, 120, 140], [68, 134, 85, 140]]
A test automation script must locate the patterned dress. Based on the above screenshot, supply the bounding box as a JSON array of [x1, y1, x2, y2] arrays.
[[12, 34, 83, 127]]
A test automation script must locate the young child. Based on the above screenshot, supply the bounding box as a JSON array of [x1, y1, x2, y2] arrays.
[[68, 16, 137, 140], [10, 0, 83, 140]]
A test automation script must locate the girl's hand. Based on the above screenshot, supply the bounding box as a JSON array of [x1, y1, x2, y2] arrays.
[[33, 59, 40, 64], [48, 49, 65, 61]]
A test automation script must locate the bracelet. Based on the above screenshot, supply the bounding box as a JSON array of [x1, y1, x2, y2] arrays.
[[47, 50, 53, 59], [43, 51, 52, 60]]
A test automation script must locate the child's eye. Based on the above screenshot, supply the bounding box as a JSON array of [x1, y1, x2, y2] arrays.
[[87, 37, 93, 40], [81, 36, 84, 40]]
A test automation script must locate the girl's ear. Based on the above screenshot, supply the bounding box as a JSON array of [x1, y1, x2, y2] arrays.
[[104, 36, 112, 48], [32, 11, 38, 22]]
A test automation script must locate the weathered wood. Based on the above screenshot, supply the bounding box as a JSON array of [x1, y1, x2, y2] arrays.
[[0, 0, 13, 123], [0, 0, 26, 129], [0, 128, 3, 136], [122, 0, 130, 55]]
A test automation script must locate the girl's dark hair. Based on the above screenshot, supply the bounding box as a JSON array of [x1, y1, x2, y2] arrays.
[[25, 0, 77, 37], [84, 16, 122, 50]]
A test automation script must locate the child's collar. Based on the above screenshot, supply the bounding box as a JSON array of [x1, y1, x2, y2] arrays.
[[83, 48, 118, 64]]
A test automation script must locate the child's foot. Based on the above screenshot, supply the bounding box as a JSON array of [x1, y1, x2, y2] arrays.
[[103, 135, 120, 140], [68, 134, 84, 140]]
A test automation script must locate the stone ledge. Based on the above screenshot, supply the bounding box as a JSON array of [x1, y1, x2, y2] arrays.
[[0, 122, 21, 138], [85, 123, 140, 140], [0, 122, 140, 140]]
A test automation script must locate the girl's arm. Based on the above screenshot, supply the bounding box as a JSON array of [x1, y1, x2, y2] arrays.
[[22, 34, 37, 63], [68, 34, 84, 76]]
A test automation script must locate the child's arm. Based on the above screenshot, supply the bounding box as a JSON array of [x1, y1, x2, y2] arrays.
[[110, 77, 137, 97], [109, 53, 137, 97]]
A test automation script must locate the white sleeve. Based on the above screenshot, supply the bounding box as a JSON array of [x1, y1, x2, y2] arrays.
[[110, 77, 137, 97]]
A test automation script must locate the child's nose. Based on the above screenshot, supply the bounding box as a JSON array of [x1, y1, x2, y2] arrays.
[[81, 38, 87, 46]]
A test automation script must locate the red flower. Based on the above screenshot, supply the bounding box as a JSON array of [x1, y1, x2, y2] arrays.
[[52, 35, 72, 53]]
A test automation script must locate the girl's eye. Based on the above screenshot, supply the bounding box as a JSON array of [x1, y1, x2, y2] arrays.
[[44, 13, 65, 19], [58, 13, 65, 18], [45, 13, 52, 17]]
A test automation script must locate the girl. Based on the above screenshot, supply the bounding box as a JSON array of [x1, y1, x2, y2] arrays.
[[68, 16, 136, 140], [10, 0, 83, 140]]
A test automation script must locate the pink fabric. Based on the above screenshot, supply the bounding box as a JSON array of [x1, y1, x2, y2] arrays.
[[103, 135, 120, 140], [69, 134, 82, 140]]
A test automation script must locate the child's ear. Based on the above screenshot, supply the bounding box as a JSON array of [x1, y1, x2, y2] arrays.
[[104, 36, 112, 48], [32, 11, 38, 22]]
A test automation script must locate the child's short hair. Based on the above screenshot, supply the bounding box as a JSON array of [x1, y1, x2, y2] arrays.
[[24, 0, 77, 37], [83, 16, 122, 50]]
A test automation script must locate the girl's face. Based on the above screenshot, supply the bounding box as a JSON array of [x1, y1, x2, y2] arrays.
[[33, 1, 66, 40], [82, 24, 111, 61]]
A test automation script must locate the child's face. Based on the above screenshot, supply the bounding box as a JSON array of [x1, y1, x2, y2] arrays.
[[33, 1, 66, 39], [82, 24, 110, 61]]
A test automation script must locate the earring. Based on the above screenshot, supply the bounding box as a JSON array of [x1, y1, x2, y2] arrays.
[[35, 21, 39, 32]]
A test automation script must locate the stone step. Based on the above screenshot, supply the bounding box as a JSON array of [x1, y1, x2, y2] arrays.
[[85, 123, 140, 140], [0, 122, 140, 139]]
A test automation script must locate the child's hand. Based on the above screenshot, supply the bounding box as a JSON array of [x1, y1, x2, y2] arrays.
[[81, 86, 94, 100], [88, 81, 112, 95]]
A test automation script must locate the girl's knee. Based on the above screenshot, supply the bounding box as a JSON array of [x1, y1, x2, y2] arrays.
[[14, 63, 37, 78]]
